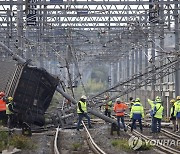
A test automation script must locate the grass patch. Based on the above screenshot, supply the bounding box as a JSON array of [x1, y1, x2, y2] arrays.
[[71, 143, 82, 151], [111, 138, 153, 152], [0, 131, 36, 152], [0, 131, 10, 152], [138, 141, 153, 150], [10, 135, 36, 149], [111, 139, 132, 152]]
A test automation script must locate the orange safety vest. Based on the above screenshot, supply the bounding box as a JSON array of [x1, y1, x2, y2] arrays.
[[114, 103, 127, 116], [0, 99, 6, 111]]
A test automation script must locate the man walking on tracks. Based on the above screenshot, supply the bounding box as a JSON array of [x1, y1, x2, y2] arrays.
[[77, 95, 92, 131], [130, 98, 144, 133]]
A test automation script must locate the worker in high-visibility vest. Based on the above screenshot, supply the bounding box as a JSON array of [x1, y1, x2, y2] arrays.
[[129, 97, 135, 112], [151, 96, 164, 133], [170, 99, 176, 132], [6, 97, 15, 129], [174, 96, 180, 132], [77, 95, 92, 131], [130, 98, 144, 132], [0, 91, 6, 112], [148, 98, 157, 117], [0, 91, 7, 124], [113, 98, 128, 132], [148, 97, 157, 132], [103, 95, 112, 117]]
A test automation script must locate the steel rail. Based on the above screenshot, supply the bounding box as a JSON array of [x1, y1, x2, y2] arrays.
[[54, 126, 60, 154], [82, 121, 106, 154], [111, 115, 180, 154], [131, 129, 180, 154], [161, 128, 180, 140]]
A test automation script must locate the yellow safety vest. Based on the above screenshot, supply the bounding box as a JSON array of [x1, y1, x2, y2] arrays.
[[104, 101, 112, 111], [153, 103, 163, 119], [130, 102, 144, 118], [77, 101, 87, 113], [175, 100, 180, 117], [6, 103, 13, 115]]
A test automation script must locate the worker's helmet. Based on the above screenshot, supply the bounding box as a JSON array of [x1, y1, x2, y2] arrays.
[[135, 98, 140, 102], [155, 96, 161, 103], [81, 95, 87, 100], [177, 96, 180, 100], [8, 97, 13, 101], [155, 96, 161, 100], [0, 91, 5, 97], [170, 99, 175, 104], [116, 98, 121, 102]]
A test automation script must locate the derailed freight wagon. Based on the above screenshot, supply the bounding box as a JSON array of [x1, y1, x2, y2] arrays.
[[0, 60, 59, 128]]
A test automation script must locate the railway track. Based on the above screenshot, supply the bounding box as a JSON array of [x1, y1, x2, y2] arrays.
[[53, 115, 180, 154], [82, 121, 106, 154], [161, 128, 180, 140], [110, 114, 180, 154], [130, 128, 180, 154], [54, 122, 106, 154]]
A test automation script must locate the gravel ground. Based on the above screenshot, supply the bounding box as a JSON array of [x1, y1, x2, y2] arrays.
[[59, 129, 94, 154], [9, 121, 172, 154], [58, 122, 156, 154]]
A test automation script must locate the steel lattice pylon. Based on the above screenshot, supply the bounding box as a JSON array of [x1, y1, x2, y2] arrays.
[[0, 0, 179, 102]]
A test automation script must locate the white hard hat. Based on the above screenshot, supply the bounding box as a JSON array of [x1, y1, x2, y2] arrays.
[[116, 98, 121, 102], [81, 95, 87, 100]]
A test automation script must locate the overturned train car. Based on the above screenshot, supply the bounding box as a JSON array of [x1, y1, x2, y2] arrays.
[[0, 60, 59, 126]]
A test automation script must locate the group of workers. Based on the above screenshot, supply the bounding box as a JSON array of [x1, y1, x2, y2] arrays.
[[169, 96, 180, 132], [0, 91, 15, 129], [1, 90, 179, 135], [76, 94, 180, 135]]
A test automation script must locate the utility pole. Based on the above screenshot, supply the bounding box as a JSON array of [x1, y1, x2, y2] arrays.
[[110, 62, 114, 87], [131, 50, 135, 98], [17, 0, 24, 57], [151, 23, 156, 100], [144, 37, 149, 108], [159, 0, 166, 115], [135, 48, 138, 97], [126, 50, 130, 101], [6, 9, 10, 48], [174, 0, 180, 97]]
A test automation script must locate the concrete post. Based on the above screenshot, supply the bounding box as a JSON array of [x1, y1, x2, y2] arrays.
[[174, 0, 180, 96]]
